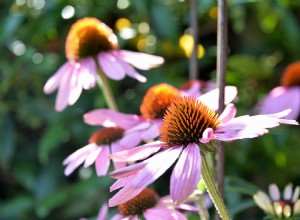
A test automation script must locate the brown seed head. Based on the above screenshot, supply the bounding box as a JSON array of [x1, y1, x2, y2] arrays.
[[89, 127, 124, 145], [281, 62, 300, 87]]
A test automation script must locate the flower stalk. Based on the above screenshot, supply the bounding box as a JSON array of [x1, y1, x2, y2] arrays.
[[202, 153, 230, 220], [94, 57, 119, 111]]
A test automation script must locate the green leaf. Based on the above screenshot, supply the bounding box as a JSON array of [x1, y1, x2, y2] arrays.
[[225, 176, 260, 196], [0, 195, 33, 219]]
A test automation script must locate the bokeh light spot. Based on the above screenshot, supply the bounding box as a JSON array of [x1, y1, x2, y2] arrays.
[[10, 40, 26, 56], [115, 18, 131, 30], [117, 0, 129, 9], [32, 53, 43, 64], [138, 22, 150, 34], [61, 5, 75, 19], [209, 7, 218, 20]]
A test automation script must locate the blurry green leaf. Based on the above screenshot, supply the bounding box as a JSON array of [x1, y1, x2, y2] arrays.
[[38, 121, 65, 164], [0, 13, 24, 44], [0, 114, 16, 169], [225, 176, 260, 196], [150, 3, 179, 43], [228, 199, 256, 216], [0, 195, 33, 219]]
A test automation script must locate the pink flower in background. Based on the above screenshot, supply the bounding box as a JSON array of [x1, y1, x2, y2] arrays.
[[96, 189, 198, 220], [258, 61, 300, 120], [84, 83, 238, 147], [108, 96, 298, 207], [43, 17, 164, 111], [179, 79, 216, 98], [63, 111, 143, 176]]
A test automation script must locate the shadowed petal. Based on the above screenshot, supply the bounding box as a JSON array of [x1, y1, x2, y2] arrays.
[[109, 146, 182, 206], [110, 174, 136, 191], [83, 147, 101, 168], [111, 142, 126, 169], [68, 66, 83, 105], [95, 146, 110, 176], [110, 141, 163, 162], [140, 120, 162, 140], [170, 143, 201, 204], [83, 109, 143, 129], [218, 103, 237, 124], [144, 208, 186, 220], [97, 203, 108, 220], [98, 52, 126, 80], [109, 160, 148, 179], [119, 131, 143, 149], [117, 50, 164, 70]]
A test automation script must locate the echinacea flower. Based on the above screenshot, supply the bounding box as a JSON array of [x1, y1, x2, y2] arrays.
[[63, 111, 144, 176], [84, 83, 238, 147], [258, 61, 300, 120], [253, 183, 300, 219], [43, 17, 164, 111], [108, 97, 298, 206], [96, 189, 198, 220]]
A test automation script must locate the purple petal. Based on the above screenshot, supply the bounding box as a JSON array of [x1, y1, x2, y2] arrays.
[[109, 160, 148, 179], [259, 86, 300, 120], [97, 203, 108, 220], [218, 103, 237, 124], [284, 183, 293, 200], [110, 174, 136, 191], [144, 208, 187, 220], [95, 146, 110, 176], [197, 86, 237, 110], [78, 57, 97, 90], [43, 62, 69, 94], [110, 141, 163, 162], [83, 109, 144, 129], [140, 120, 162, 140], [199, 128, 215, 143], [170, 143, 201, 204], [269, 184, 280, 201], [116, 50, 164, 70], [109, 146, 182, 206], [68, 66, 83, 106], [98, 52, 126, 80], [111, 142, 126, 169], [119, 131, 143, 149]]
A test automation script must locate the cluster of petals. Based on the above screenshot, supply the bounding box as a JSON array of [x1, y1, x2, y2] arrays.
[[63, 110, 144, 176], [91, 195, 198, 220], [83, 86, 238, 148], [107, 101, 298, 207], [253, 183, 300, 218]]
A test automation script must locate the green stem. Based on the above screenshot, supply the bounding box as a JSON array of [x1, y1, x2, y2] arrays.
[[198, 194, 210, 220], [94, 58, 119, 111], [202, 154, 230, 220]]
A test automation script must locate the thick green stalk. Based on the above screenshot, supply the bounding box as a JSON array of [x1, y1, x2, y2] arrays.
[[94, 58, 118, 111], [202, 155, 230, 220]]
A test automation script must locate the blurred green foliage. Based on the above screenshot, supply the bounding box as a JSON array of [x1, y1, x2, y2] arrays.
[[1, 0, 300, 219]]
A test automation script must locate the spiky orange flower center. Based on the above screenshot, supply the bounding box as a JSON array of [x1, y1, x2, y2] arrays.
[[89, 127, 124, 145], [160, 96, 220, 147], [65, 17, 118, 61], [118, 189, 158, 216], [281, 62, 300, 87], [140, 83, 181, 119]]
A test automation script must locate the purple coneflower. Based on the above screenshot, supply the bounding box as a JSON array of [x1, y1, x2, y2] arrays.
[[95, 188, 198, 220], [108, 97, 298, 207], [63, 110, 144, 176], [84, 83, 238, 147], [259, 61, 300, 120], [43, 17, 164, 111], [253, 183, 300, 219]]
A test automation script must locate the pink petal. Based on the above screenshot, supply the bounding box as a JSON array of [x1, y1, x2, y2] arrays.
[[158, 196, 199, 212], [140, 120, 162, 140], [83, 109, 143, 129], [199, 128, 215, 143], [63, 143, 97, 165], [269, 184, 280, 201], [110, 174, 136, 191], [113, 53, 147, 82], [111, 214, 125, 220], [109, 146, 182, 206], [170, 143, 201, 204], [218, 103, 237, 124], [109, 160, 148, 179], [43, 62, 69, 94], [98, 52, 126, 80], [68, 65, 83, 106], [78, 57, 97, 90], [110, 141, 163, 162], [116, 50, 164, 70], [55, 64, 74, 111], [259, 86, 300, 120], [95, 146, 110, 176], [144, 208, 187, 220], [83, 147, 101, 168], [119, 131, 143, 149], [111, 142, 126, 169], [197, 86, 237, 110], [97, 203, 108, 220], [284, 183, 293, 200]]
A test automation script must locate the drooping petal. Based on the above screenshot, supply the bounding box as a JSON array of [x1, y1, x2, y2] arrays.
[[292, 186, 300, 202], [110, 174, 136, 191], [119, 131, 143, 149], [110, 141, 163, 162], [83, 109, 144, 129], [78, 57, 97, 90], [259, 86, 300, 120], [116, 50, 164, 70], [253, 191, 274, 214], [83, 147, 101, 168], [283, 183, 293, 200], [68, 65, 83, 105], [199, 128, 215, 143], [144, 207, 186, 220], [269, 184, 280, 201], [43, 62, 70, 94], [140, 120, 162, 140], [170, 143, 201, 204], [111, 142, 126, 169], [98, 52, 126, 80], [109, 160, 148, 179], [218, 103, 237, 124], [197, 86, 237, 110], [158, 196, 199, 212], [97, 203, 108, 220], [109, 146, 182, 207], [95, 146, 110, 176]]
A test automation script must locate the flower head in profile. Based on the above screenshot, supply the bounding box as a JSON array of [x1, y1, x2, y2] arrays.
[[253, 183, 300, 219], [43, 17, 164, 111], [94, 189, 198, 220], [108, 97, 298, 207], [63, 110, 144, 176], [84, 83, 238, 147], [258, 61, 300, 120]]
